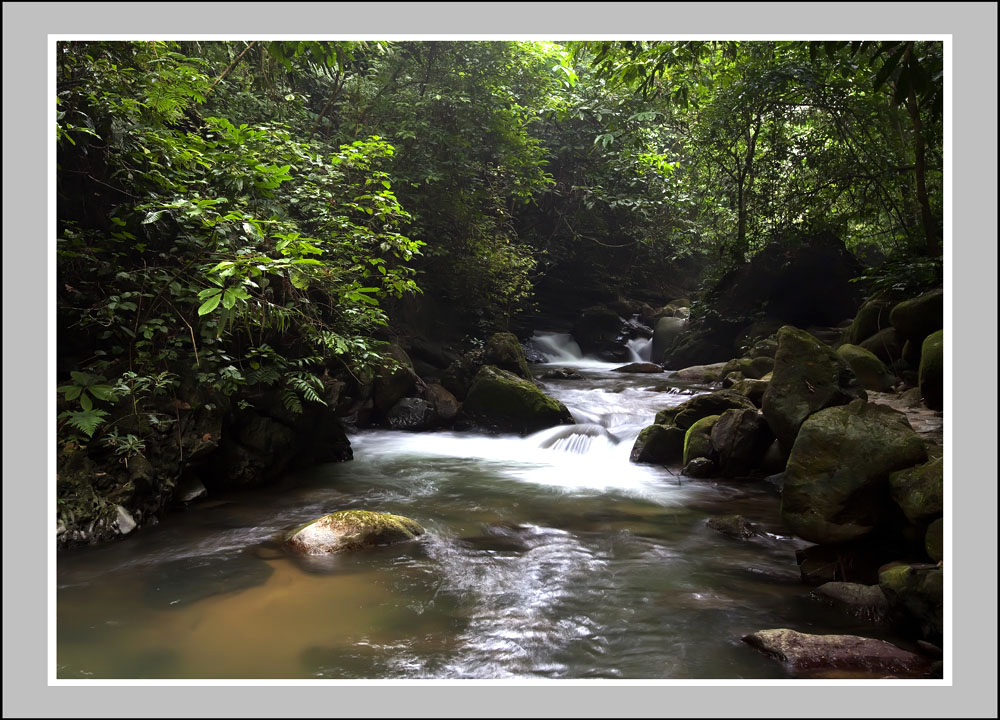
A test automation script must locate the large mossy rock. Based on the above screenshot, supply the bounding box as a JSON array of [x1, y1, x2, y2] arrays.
[[762, 326, 867, 449], [629, 424, 685, 465], [656, 389, 756, 429], [835, 344, 895, 391], [742, 629, 930, 678], [670, 362, 729, 383], [889, 458, 943, 525], [482, 332, 532, 379], [683, 414, 720, 466], [918, 330, 944, 411], [890, 288, 943, 345], [661, 327, 734, 369], [731, 377, 770, 407], [461, 365, 573, 434], [710, 408, 772, 477], [925, 518, 944, 562], [858, 327, 902, 365], [781, 401, 928, 544], [878, 563, 944, 643], [285, 510, 424, 555], [843, 299, 894, 346], [651, 316, 686, 364], [372, 344, 418, 412]]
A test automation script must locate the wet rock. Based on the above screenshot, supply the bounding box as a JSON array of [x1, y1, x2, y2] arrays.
[[889, 458, 943, 525], [441, 349, 484, 401], [683, 414, 720, 466], [657, 389, 756, 429], [629, 424, 685, 465], [422, 382, 460, 421], [115, 505, 136, 535], [483, 332, 532, 379], [731, 377, 770, 407], [762, 326, 866, 450], [918, 330, 943, 411], [890, 289, 943, 346], [683, 457, 716, 478], [670, 362, 729, 383], [612, 362, 663, 373], [706, 514, 763, 540], [836, 344, 896, 392], [782, 401, 927, 544], [177, 475, 207, 503], [460, 365, 574, 435], [541, 367, 584, 380], [843, 299, 893, 346], [710, 408, 773, 477], [372, 344, 418, 413], [285, 510, 425, 556], [742, 628, 931, 678], [387, 397, 438, 431], [794, 542, 889, 585], [811, 582, 889, 622], [879, 563, 944, 644], [859, 327, 902, 366]]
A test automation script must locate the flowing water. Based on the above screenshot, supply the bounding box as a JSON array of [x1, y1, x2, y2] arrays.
[[57, 333, 903, 679]]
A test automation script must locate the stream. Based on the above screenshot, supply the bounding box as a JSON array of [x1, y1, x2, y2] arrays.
[[57, 334, 905, 679]]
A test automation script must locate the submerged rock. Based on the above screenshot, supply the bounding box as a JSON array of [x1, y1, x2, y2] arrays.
[[781, 401, 927, 545], [541, 367, 584, 380], [706, 514, 763, 540], [461, 365, 573, 434], [285, 510, 425, 556], [810, 582, 889, 622], [612, 362, 663, 373], [742, 628, 930, 678]]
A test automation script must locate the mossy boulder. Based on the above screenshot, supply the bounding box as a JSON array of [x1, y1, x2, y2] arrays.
[[656, 389, 756, 429], [889, 458, 943, 525], [843, 299, 893, 346], [781, 401, 928, 544], [285, 510, 425, 555], [925, 518, 943, 562], [710, 408, 772, 477], [836, 344, 896, 391], [721, 356, 774, 381], [629, 424, 685, 465], [890, 289, 943, 345], [762, 326, 866, 449], [742, 628, 930, 678], [670, 362, 729, 383], [683, 414, 720, 466], [858, 327, 902, 365], [651, 316, 687, 364], [373, 344, 418, 412], [461, 365, 573, 434], [918, 330, 944, 411], [731, 377, 770, 407], [878, 563, 944, 643], [482, 332, 532, 379], [441, 349, 484, 401]]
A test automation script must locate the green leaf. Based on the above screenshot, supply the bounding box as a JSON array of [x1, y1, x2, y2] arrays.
[[80, 393, 93, 411], [88, 385, 116, 402], [198, 293, 222, 316]]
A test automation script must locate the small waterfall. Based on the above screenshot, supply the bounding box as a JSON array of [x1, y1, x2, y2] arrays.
[[531, 424, 619, 455], [626, 337, 652, 363], [532, 332, 584, 363]]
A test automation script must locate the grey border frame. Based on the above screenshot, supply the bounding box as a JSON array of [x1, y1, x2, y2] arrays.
[[4, 2, 997, 717]]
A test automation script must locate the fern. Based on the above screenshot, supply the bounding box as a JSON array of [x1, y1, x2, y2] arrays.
[[58, 409, 110, 438], [280, 388, 303, 414]]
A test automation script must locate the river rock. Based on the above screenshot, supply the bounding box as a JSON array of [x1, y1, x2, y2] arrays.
[[423, 382, 460, 421], [742, 628, 930, 678], [731, 377, 770, 407], [781, 401, 928, 544], [115, 505, 137, 535], [859, 326, 902, 365], [925, 518, 943, 562], [878, 563, 944, 643], [710, 408, 772, 477], [657, 389, 756, 429], [889, 458, 943, 525], [706, 514, 763, 540], [651, 316, 686, 364], [387, 397, 437, 430], [890, 289, 943, 345], [810, 582, 889, 622], [441, 349, 484, 400], [918, 330, 943, 411], [372, 344, 418, 412], [483, 332, 532, 379], [541, 367, 583, 380], [285, 510, 425, 555], [670, 362, 729, 383], [629, 424, 685, 464], [762, 326, 866, 449], [683, 457, 716, 478], [683, 414, 720, 466], [836, 344, 895, 391], [461, 365, 573, 434], [613, 362, 663, 373], [843, 299, 894, 346]]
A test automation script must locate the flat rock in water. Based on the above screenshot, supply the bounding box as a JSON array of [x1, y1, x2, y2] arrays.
[[742, 628, 931, 678], [612, 362, 663, 373], [285, 510, 425, 556], [706, 514, 763, 540]]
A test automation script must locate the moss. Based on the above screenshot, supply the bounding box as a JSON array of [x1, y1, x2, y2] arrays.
[[683, 414, 720, 465], [889, 458, 943, 524], [918, 330, 944, 411], [483, 332, 532, 379], [890, 289, 943, 344], [285, 510, 424, 555], [462, 365, 572, 434], [836, 343, 895, 391]]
